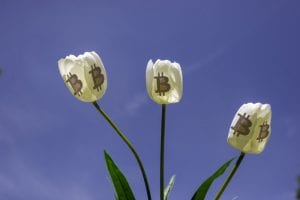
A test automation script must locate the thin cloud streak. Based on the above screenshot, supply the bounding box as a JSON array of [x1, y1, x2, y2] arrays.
[[185, 0, 288, 75], [124, 92, 148, 116], [185, 45, 230, 75], [0, 157, 95, 200]]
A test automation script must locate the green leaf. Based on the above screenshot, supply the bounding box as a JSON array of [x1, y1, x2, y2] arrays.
[[104, 151, 136, 200], [191, 157, 235, 200], [164, 175, 176, 200]]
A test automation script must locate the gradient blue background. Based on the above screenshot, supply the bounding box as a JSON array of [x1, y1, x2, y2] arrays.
[[0, 0, 299, 199]]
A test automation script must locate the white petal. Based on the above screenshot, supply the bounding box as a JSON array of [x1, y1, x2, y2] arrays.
[[81, 52, 107, 101], [146, 59, 154, 100]]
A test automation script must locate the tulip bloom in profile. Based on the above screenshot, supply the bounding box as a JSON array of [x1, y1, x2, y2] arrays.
[[228, 102, 272, 154], [146, 59, 183, 104], [215, 102, 272, 200], [146, 59, 183, 200], [58, 51, 107, 102], [58, 52, 152, 199]]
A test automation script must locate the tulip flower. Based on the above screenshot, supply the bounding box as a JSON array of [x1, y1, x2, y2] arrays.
[[146, 59, 183, 200], [228, 102, 272, 154], [146, 59, 183, 104], [58, 51, 107, 102], [215, 102, 272, 200], [59, 52, 151, 199]]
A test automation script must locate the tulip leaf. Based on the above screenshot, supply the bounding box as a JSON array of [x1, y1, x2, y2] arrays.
[[104, 151, 136, 200], [191, 157, 235, 200], [164, 175, 176, 200]]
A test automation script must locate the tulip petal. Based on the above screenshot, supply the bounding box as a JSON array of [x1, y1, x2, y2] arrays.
[[146, 59, 154, 100]]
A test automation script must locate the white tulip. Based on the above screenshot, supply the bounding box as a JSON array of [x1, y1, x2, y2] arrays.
[[146, 59, 183, 104], [58, 51, 107, 102], [228, 102, 272, 154]]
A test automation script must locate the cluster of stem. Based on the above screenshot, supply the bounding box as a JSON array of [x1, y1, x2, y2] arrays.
[[92, 101, 152, 200], [93, 101, 245, 200]]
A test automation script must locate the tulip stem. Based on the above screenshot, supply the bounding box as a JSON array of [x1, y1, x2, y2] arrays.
[[214, 152, 246, 200], [160, 104, 166, 200], [92, 101, 152, 200]]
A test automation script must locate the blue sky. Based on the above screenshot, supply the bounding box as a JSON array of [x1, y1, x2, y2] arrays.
[[0, 0, 299, 199]]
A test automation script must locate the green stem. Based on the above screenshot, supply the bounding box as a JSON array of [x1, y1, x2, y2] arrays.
[[214, 152, 246, 200], [160, 104, 166, 200], [92, 101, 152, 200]]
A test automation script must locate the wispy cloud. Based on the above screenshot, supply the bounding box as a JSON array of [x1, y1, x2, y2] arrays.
[[0, 157, 95, 200], [271, 190, 296, 200], [185, 45, 230, 75], [185, 0, 288, 76], [124, 92, 148, 116]]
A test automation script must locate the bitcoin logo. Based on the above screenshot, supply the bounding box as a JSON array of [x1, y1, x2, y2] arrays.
[[154, 72, 171, 96], [89, 64, 105, 91], [66, 72, 83, 96], [257, 121, 269, 142], [231, 113, 252, 137]]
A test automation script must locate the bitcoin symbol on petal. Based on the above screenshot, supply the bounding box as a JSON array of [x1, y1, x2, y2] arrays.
[[257, 121, 269, 142], [154, 72, 170, 96], [89, 64, 104, 91], [66, 73, 83, 96], [231, 113, 252, 137]]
